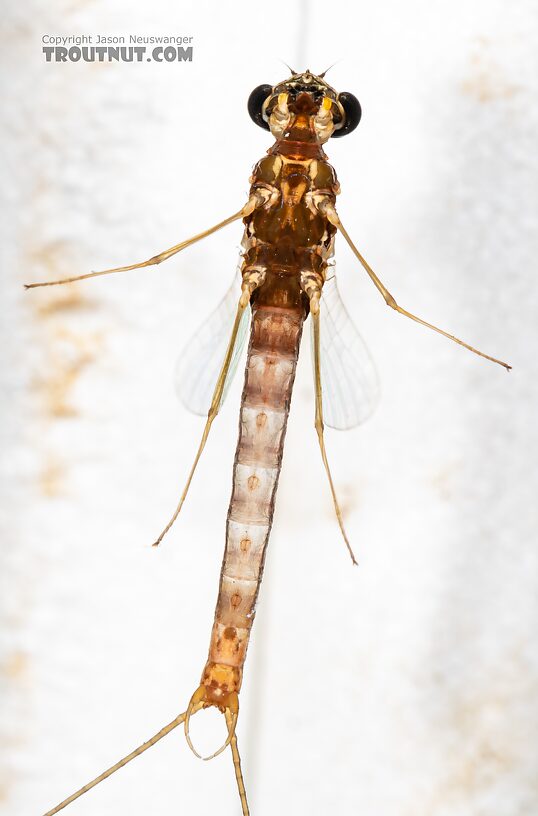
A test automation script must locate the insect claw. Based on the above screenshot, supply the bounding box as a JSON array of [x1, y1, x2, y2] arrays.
[[184, 686, 207, 759], [184, 687, 239, 762], [202, 709, 237, 762]]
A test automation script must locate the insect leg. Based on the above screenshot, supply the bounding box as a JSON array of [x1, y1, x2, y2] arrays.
[[303, 276, 358, 566], [25, 191, 270, 289], [152, 269, 265, 547], [315, 200, 511, 371], [42, 711, 187, 816]]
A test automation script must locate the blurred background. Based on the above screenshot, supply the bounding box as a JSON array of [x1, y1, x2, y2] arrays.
[[1, 1, 537, 814]]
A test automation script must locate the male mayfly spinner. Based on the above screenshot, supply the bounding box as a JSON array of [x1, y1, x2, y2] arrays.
[[27, 69, 510, 816]]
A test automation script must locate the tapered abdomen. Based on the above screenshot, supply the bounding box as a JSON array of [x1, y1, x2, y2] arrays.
[[201, 304, 304, 706]]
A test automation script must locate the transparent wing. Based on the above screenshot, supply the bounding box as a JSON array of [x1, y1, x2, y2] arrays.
[[312, 271, 380, 430], [175, 270, 250, 416]]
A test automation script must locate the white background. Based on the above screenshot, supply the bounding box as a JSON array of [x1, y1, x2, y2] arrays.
[[1, 1, 537, 814]]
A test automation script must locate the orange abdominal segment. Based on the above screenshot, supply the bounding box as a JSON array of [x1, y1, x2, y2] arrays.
[[200, 662, 242, 709]]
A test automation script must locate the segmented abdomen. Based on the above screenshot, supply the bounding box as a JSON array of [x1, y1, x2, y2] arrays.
[[201, 303, 304, 706]]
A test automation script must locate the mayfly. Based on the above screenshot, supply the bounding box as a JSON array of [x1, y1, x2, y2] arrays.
[[27, 69, 511, 816]]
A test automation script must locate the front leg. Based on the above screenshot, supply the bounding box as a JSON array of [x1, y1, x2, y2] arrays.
[[310, 195, 511, 371], [25, 189, 273, 289]]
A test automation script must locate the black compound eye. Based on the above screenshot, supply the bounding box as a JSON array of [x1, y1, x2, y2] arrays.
[[248, 84, 272, 131], [332, 92, 362, 138]]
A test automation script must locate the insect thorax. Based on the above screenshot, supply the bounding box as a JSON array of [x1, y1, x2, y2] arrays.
[[241, 151, 340, 311]]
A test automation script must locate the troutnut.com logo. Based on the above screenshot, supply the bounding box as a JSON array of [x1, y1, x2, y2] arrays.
[[42, 34, 194, 63]]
